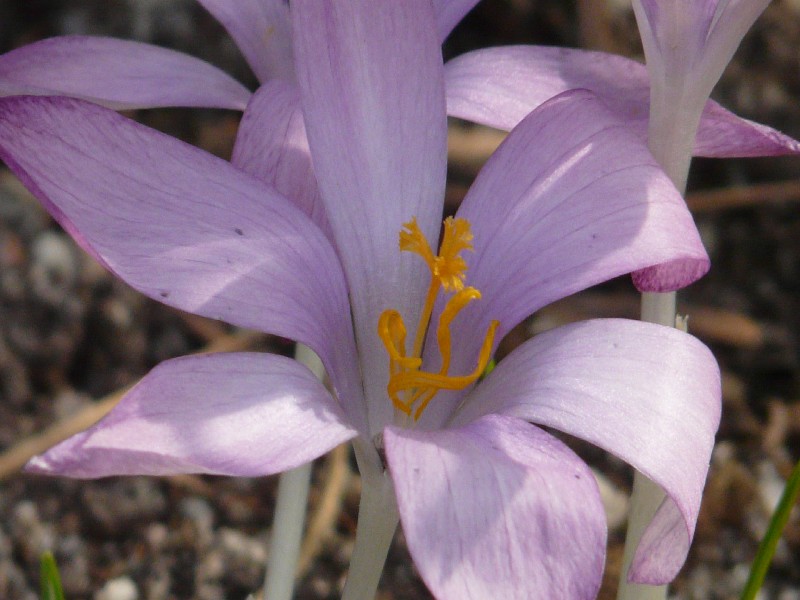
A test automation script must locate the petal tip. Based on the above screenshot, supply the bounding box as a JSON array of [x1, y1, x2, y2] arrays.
[[632, 257, 710, 292], [23, 451, 69, 476]]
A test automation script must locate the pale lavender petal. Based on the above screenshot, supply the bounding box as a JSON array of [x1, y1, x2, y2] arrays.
[[419, 89, 707, 427], [231, 80, 333, 242], [0, 36, 250, 110], [462, 88, 707, 296], [197, 0, 293, 83], [384, 414, 606, 600], [433, 0, 481, 41], [696, 102, 800, 157], [0, 96, 366, 432], [293, 0, 447, 435], [26, 353, 357, 478], [445, 45, 651, 135], [445, 45, 800, 157], [452, 319, 721, 584]]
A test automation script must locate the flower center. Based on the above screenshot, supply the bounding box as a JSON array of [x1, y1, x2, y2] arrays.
[[378, 217, 499, 421]]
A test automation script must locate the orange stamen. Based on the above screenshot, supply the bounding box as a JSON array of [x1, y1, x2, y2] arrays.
[[377, 217, 499, 421]]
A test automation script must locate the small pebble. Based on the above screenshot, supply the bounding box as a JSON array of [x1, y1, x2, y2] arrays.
[[30, 231, 79, 305], [10, 501, 55, 561], [180, 496, 215, 548], [145, 523, 170, 552], [94, 576, 139, 600]]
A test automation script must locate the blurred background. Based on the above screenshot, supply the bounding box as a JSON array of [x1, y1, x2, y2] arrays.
[[1, 1, 800, 598]]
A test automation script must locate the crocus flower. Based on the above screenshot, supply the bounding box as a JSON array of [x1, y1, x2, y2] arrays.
[[0, 1, 720, 597]]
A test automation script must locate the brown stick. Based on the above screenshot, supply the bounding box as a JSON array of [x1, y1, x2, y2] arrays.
[[296, 443, 352, 578], [687, 179, 800, 213], [576, 0, 619, 53], [534, 291, 767, 348], [447, 126, 506, 174]]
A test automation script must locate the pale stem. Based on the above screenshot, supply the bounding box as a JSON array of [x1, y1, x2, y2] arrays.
[[341, 437, 400, 600], [619, 73, 701, 600], [262, 343, 323, 600], [618, 292, 675, 600], [645, 88, 698, 194]]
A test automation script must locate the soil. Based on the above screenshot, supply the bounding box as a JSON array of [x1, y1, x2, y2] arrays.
[[1, 1, 800, 599]]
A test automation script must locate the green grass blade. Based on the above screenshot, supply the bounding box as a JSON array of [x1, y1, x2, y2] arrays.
[[39, 551, 65, 600], [740, 459, 800, 600]]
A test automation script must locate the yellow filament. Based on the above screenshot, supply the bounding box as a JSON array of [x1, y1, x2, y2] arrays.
[[378, 216, 498, 421], [377, 310, 421, 375], [436, 287, 481, 374], [412, 278, 440, 360], [390, 320, 500, 420]]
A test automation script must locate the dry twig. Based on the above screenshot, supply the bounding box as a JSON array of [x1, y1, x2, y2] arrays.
[[296, 443, 353, 578]]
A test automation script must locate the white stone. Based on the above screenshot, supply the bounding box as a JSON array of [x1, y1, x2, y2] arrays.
[[94, 576, 139, 600]]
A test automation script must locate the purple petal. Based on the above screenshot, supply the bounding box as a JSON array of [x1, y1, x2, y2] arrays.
[[384, 414, 606, 600], [0, 36, 251, 110], [232, 80, 333, 243], [445, 46, 650, 134], [26, 353, 357, 478], [419, 89, 707, 426], [445, 45, 800, 157], [695, 102, 800, 157], [0, 95, 366, 432], [453, 319, 721, 584], [433, 0, 481, 41], [462, 88, 707, 297], [293, 0, 447, 435], [197, 0, 294, 83]]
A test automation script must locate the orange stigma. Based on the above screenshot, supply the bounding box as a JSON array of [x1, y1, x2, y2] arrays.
[[378, 217, 499, 421]]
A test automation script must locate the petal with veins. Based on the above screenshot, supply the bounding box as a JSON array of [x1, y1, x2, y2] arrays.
[[232, 80, 333, 243], [453, 319, 721, 584], [385, 414, 606, 600], [293, 0, 447, 434], [26, 353, 357, 478], [0, 95, 365, 431], [0, 36, 251, 110], [420, 89, 707, 426]]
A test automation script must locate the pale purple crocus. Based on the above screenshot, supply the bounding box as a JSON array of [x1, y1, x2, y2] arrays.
[[2, 1, 791, 292], [0, 1, 720, 597]]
